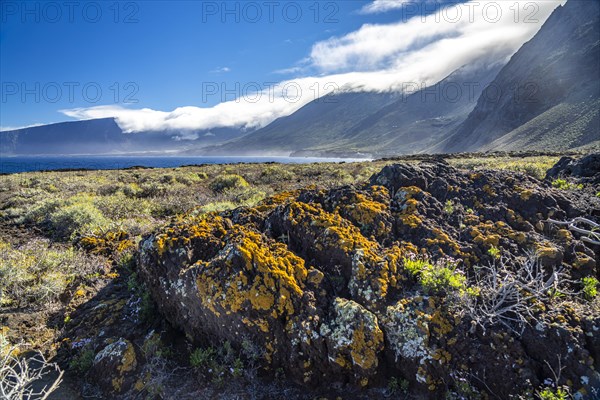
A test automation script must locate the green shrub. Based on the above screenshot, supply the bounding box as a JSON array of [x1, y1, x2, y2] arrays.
[[551, 179, 583, 191], [122, 183, 142, 198], [49, 201, 108, 239], [138, 182, 168, 198], [0, 240, 99, 307], [69, 349, 95, 374], [487, 246, 501, 259], [174, 172, 203, 185], [444, 200, 455, 214], [229, 187, 267, 206], [190, 347, 216, 368], [199, 201, 238, 214], [403, 256, 467, 294], [142, 333, 171, 359], [210, 174, 249, 192], [93, 192, 154, 220], [21, 198, 62, 225], [159, 174, 176, 184], [538, 387, 569, 400], [259, 166, 294, 184], [582, 276, 598, 300]]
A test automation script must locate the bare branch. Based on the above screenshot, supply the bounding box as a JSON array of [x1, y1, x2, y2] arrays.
[[0, 347, 63, 400]]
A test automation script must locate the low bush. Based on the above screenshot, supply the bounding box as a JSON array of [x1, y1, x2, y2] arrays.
[[551, 179, 583, 191], [403, 256, 467, 295], [49, 201, 109, 239], [582, 276, 598, 300], [68, 349, 95, 374], [0, 239, 102, 308], [210, 174, 249, 192]]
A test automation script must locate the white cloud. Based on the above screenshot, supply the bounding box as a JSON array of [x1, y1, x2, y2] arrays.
[[360, 0, 432, 15], [209, 66, 231, 73], [0, 123, 44, 132], [61, 0, 564, 134], [312, 1, 564, 74], [273, 66, 303, 75]]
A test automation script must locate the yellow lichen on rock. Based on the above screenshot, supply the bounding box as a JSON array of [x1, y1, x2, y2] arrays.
[[195, 225, 308, 323]]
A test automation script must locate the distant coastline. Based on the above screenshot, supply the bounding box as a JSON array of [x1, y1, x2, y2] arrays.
[[0, 155, 371, 174]]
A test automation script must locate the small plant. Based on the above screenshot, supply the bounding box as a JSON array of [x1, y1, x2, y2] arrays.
[[444, 200, 455, 214], [142, 332, 172, 359], [551, 179, 583, 191], [69, 349, 95, 375], [582, 276, 598, 300], [537, 386, 570, 400], [487, 246, 501, 259], [189, 346, 216, 369], [139, 289, 156, 323], [210, 174, 249, 192], [231, 357, 244, 378], [49, 201, 109, 239], [387, 377, 409, 395], [403, 256, 466, 295]]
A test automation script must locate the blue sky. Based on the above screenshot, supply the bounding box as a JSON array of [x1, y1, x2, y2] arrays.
[[0, 0, 562, 131]]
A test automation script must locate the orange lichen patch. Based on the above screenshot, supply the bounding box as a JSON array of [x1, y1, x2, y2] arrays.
[[395, 187, 425, 229], [506, 209, 527, 226], [255, 190, 299, 212], [399, 214, 423, 228], [425, 228, 464, 258], [471, 228, 501, 247], [281, 200, 404, 302], [432, 349, 452, 364], [470, 219, 530, 251], [464, 214, 480, 226], [154, 214, 228, 256], [397, 186, 423, 199], [556, 229, 573, 242], [349, 322, 382, 370], [536, 243, 562, 262], [78, 230, 134, 256], [341, 193, 388, 228], [573, 253, 595, 270], [518, 187, 534, 201], [370, 185, 390, 202], [286, 201, 381, 258], [195, 225, 308, 327], [428, 309, 453, 337], [507, 231, 527, 244]]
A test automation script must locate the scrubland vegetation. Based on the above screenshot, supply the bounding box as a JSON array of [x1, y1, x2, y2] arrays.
[[1, 153, 598, 399]]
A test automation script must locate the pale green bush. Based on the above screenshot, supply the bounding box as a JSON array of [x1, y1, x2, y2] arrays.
[[0, 240, 101, 307], [49, 201, 108, 239], [210, 174, 249, 192]]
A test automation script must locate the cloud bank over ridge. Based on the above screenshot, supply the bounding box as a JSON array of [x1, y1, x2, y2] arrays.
[[61, 0, 565, 133]]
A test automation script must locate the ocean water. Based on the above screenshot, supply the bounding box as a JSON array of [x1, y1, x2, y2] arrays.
[[0, 155, 369, 174]]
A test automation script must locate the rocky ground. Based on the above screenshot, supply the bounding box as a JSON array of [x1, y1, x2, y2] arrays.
[[1, 153, 599, 399]]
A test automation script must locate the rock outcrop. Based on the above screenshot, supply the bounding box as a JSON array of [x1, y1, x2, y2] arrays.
[[138, 161, 599, 398], [546, 153, 600, 185]]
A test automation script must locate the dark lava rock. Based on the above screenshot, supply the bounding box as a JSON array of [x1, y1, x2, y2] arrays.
[[546, 153, 600, 184], [90, 338, 137, 394], [138, 162, 600, 398]]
